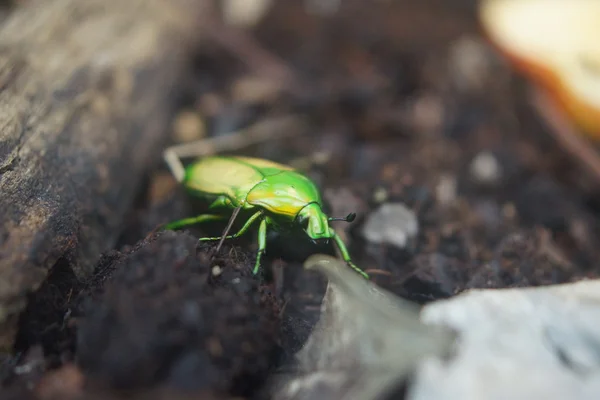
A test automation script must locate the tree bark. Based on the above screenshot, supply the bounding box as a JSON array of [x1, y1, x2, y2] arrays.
[[0, 0, 203, 349]]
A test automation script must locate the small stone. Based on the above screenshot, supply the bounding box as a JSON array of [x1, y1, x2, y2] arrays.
[[372, 187, 389, 204], [222, 0, 273, 27], [172, 110, 205, 143], [470, 151, 501, 184], [361, 203, 418, 248], [436, 175, 457, 206], [311, 151, 331, 166], [412, 94, 444, 134], [448, 36, 494, 92]]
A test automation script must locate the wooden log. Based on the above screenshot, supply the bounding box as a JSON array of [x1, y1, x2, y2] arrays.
[[0, 0, 203, 349]]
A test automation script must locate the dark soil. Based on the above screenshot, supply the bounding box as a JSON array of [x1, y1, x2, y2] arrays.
[[4, 0, 600, 399]]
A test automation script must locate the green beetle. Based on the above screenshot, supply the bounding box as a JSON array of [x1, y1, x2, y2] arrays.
[[163, 155, 369, 279]]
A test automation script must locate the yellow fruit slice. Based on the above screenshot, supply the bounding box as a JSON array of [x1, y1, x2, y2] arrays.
[[479, 0, 600, 138]]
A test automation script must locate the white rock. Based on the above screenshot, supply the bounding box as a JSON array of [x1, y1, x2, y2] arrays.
[[222, 0, 273, 27], [361, 203, 418, 248], [409, 280, 600, 400], [470, 151, 501, 183]]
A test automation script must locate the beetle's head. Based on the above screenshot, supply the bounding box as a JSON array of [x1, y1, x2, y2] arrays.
[[297, 202, 331, 241], [297, 203, 356, 242]]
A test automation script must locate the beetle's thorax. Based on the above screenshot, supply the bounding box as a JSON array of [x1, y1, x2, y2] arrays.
[[245, 171, 323, 219], [297, 202, 332, 240]]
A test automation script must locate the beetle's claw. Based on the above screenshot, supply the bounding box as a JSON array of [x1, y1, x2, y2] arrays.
[[252, 263, 261, 275], [347, 261, 369, 279]]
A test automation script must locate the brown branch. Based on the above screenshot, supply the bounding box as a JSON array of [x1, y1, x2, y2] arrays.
[[0, 0, 203, 349]]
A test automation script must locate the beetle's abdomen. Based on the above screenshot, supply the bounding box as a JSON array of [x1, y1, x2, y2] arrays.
[[183, 157, 264, 203], [246, 171, 323, 218]]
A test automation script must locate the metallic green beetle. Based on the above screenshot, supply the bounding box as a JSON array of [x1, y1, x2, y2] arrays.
[[163, 155, 369, 279]]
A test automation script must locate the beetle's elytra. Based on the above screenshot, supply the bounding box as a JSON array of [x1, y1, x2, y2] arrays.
[[164, 155, 369, 279]]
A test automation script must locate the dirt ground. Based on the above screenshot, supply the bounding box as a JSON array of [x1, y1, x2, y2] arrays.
[[3, 1, 600, 399]]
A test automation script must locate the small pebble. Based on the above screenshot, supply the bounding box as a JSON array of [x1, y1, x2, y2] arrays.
[[448, 36, 494, 92], [312, 150, 331, 166], [436, 175, 457, 206], [412, 94, 444, 134], [372, 187, 389, 204], [172, 110, 205, 143], [361, 203, 418, 248], [470, 151, 501, 184], [222, 0, 273, 27]]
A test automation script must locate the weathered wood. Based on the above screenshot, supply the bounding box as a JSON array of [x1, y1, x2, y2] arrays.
[[0, 0, 203, 349]]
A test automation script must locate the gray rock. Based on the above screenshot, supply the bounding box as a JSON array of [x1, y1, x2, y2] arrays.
[[410, 280, 600, 400], [469, 151, 502, 184], [361, 203, 419, 248]]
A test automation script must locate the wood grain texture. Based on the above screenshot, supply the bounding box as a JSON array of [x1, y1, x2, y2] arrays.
[[0, 0, 203, 348]]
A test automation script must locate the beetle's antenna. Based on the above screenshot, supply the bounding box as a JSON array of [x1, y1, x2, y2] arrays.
[[212, 206, 242, 257], [328, 213, 357, 223]]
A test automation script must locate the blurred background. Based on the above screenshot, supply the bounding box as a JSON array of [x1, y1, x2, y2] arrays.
[[1, 0, 600, 399]]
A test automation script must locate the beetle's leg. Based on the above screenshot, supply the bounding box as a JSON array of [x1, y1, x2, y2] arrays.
[[330, 228, 369, 279], [213, 206, 242, 255], [163, 115, 307, 182], [207, 195, 233, 210], [163, 214, 226, 230], [198, 210, 263, 242], [253, 218, 268, 274]]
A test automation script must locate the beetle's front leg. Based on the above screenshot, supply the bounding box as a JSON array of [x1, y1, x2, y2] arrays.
[[330, 228, 369, 279], [253, 218, 268, 274]]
